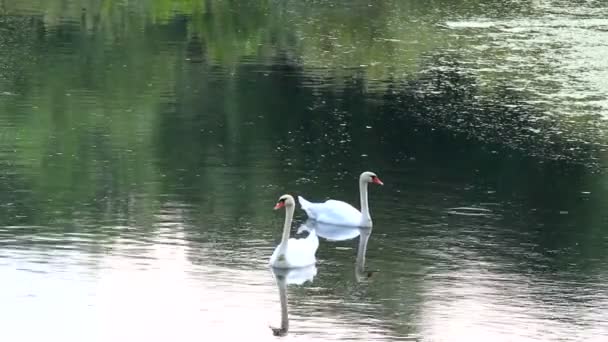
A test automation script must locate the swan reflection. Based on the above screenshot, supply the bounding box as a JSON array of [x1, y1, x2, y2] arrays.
[[269, 265, 317, 336], [354, 226, 373, 282], [298, 219, 374, 282], [297, 218, 361, 241]]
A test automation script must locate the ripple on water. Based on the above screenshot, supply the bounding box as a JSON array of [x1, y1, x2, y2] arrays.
[[446, 206, 494, 217]]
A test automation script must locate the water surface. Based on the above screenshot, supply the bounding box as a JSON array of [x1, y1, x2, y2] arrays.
[[0, 1, 607, 341]]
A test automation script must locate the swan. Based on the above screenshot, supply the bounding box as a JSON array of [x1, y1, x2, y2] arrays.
[[298, 171, 383, 227], [269, 194, 319, 268], [269, 265, 317, 336]]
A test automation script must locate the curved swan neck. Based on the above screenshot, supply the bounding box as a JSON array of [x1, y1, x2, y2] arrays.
[[280, 205, 295, 246], [359, 178, 371, 221]]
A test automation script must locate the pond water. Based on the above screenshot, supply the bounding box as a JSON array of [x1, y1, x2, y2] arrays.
[[0, 1, 607, 341]]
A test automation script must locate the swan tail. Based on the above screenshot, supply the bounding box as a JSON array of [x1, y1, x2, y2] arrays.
[[298, 196, 316, 219], [298, 196, 311, 209]]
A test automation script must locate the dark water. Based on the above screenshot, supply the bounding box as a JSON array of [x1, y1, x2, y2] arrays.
[[1, 1, 607, 341]]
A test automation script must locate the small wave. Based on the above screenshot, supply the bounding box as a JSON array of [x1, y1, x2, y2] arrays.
[[446, 207, 493, 216]]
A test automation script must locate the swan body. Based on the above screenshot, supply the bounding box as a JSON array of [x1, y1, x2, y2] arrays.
[[298, 198, 365, 227], [298, 171, 383, 228], [269, 194, 319, 268], [269, 231, 318, 268]]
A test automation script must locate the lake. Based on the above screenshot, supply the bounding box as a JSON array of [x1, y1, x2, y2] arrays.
[[0, 0, 607, 341]]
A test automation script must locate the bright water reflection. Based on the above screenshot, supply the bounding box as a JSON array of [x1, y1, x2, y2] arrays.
[[0, 217, 394, 342]]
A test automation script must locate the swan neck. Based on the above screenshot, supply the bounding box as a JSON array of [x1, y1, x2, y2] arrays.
[[359, 179, 371, 221], [280, 205, 294, 246]]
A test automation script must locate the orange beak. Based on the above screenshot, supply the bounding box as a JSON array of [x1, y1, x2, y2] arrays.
[[274, 202, 285, 210], [373, 177, 384, 185]]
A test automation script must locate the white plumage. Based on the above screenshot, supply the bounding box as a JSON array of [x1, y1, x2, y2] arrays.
[[269, 194, 319, 269], [297, 171, 383, 228], [269, 229, 318, 268]]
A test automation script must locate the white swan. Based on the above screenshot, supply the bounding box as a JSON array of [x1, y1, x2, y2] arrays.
[[298, 171, 383, 227], [269, 194, 319, 268]]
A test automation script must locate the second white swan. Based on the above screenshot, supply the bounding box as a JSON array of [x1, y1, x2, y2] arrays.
[[298, 171, 383, 227]]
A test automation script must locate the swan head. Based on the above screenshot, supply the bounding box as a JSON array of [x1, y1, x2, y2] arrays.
[[360, 171, 383, 186], [274, 194, 295, 210]]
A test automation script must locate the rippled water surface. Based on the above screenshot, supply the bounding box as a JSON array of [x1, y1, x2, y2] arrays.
[[1, 1, 607, 341]]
